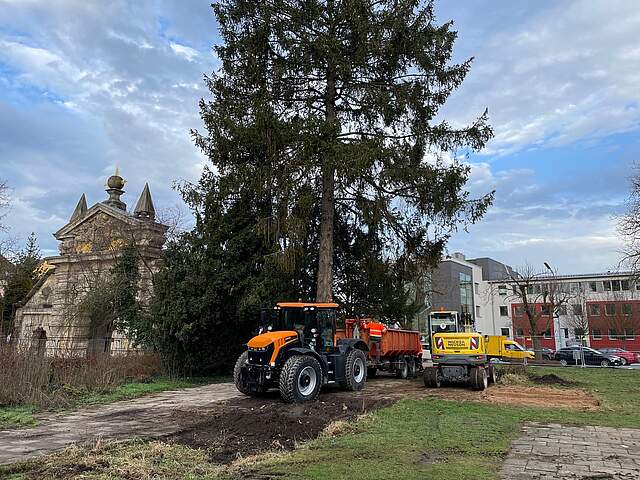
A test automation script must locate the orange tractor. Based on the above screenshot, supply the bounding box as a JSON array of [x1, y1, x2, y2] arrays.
[[234, 303, 423, 403]]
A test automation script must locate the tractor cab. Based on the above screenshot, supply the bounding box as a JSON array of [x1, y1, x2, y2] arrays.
[[260, 302, 339, 353]]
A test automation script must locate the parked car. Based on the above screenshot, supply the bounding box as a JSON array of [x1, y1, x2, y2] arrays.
[[598, 348, 639, 366], [539, 347, 555, 360], [554, 346, 623, 367]]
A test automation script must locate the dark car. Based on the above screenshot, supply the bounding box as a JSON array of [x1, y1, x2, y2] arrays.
[[599, 348, 639, 366], [539, 347, 555, 360], [554, 346, 623, 367]]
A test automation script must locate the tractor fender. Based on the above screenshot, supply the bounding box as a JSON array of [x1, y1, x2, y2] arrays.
[[282, 347, 329, 376], [336, 338, 369, 354]]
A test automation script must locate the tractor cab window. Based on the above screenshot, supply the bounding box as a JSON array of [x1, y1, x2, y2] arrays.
[[316, 309, 336, 352], [282, 308, 309, 341]]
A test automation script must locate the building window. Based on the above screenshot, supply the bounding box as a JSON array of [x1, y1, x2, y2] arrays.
[[574, 328, 586, 337], [622, 304, 633, 316], [501, 327, 510, 337], [605, 304, 615, 316], [543, 329, 551, 338], [563, 328, 569, 339], [474, 283, 479, 294], [541, 304, 551, 316], [589, 281, 598, 292], [625, 329, 635, 340], [515, 306, 524, 316], [588, 304, 601, 316], [572, 304, 583, 316], [516, 328, 524, 337], [608, 328, 617, 340], [604, 279, 628, 292], [592, 328, 602, 339], [475, 305, 481, 318], [499, 306, 508, 317], [498, 285, 507, 296]]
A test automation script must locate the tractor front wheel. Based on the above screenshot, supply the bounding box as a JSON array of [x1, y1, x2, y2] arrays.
[[279, 355, 323, 403], [233, 351, 264, 396], [341, 349, 367, 391]]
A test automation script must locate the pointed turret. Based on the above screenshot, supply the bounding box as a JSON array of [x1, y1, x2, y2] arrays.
[[69, 194, 88, 222], [134, 183, 156, 221]]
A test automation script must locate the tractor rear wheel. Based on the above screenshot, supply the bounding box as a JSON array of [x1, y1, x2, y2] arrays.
[[233, 351, 263, 396], [395, 358, 409, 379], [279, 355, 323, 403], [423, 367, 441, 388], [341, 349, 367, 391], [470, 367, 488, 391]]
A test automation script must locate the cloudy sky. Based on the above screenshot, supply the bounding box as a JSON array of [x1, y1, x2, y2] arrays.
[[0, 0, 638, 274]]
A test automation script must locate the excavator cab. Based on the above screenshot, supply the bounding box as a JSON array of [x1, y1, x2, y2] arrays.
[[234, 302, 368, 403]]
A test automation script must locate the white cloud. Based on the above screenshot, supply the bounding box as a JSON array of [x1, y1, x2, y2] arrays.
[[170, 42, 199, 62], [440, 0, 640, 156]]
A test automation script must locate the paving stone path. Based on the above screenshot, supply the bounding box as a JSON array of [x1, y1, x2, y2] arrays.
[[501, 422, 640, 479], [0, 382, 240, 465]]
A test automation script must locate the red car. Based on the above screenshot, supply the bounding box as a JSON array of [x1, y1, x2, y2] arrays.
[[599, 348, 639, 365]]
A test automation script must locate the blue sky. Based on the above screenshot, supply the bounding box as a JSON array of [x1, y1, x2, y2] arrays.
[[0, 0, 638, 274]]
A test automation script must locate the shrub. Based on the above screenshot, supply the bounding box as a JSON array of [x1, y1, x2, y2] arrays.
[[0, 343, 161, 409]]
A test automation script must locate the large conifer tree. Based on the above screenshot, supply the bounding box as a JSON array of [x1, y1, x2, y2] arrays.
[[195, 0, 494, 302]]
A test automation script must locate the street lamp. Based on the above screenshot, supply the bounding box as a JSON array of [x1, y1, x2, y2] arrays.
[[544, 261, 563, 353]]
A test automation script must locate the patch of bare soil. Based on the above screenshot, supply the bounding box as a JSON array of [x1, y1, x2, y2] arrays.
[[168, 388, 394, 464], [481, 385, 599, 410], [164, 376, 598, 466]]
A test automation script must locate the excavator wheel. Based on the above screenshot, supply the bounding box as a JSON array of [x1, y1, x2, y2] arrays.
[[279, 355, 323, 403], [487, 365, 497, 384], [233, 351, 264, 396], [423, 367, 441, 388], [470, 366, 488, 391]]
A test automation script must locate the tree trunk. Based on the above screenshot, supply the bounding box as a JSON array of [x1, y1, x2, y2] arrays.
[[316, 69, 337, 303]]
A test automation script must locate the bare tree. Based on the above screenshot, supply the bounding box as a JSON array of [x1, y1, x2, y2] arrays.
[[600, 282, 640, 344], [619, 169, 640, 276], [0, 180, 9, 231], [506, 263, 572, 360]]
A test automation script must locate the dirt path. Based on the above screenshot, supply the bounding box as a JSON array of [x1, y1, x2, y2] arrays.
[[0, 383, 240, 465], [0, 376, 599, 466]]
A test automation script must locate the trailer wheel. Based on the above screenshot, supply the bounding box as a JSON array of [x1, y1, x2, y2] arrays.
[[487, 365, 497, 384], [423, 367, 441, 388], [341, 349, 367, 391], [233, 351, 264, 396], [407, 357, 417, 378], [395, 358, 409, 379], [470, 367, 488, 391], [279, 355, 323, 403]]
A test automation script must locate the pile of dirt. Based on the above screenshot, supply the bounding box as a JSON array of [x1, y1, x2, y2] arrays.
[[530, 373, 577, 387], [168, 391, 394, 464]]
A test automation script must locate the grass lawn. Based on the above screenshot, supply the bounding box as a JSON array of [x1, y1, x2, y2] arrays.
[[2, 367, 639, 480], [0, 376, 222, 431]]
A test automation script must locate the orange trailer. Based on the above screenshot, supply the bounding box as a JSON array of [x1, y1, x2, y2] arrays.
[[342, 318, 423, 379]]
